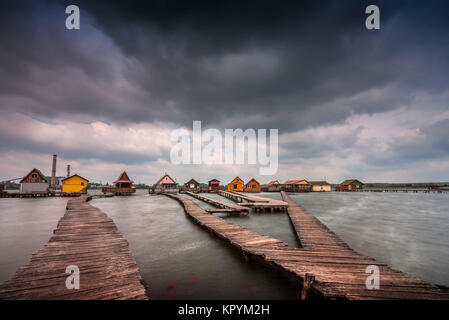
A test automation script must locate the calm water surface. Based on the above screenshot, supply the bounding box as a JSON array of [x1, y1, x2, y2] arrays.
[[0, 197, 69, 283], [0, 190, 448, 298]]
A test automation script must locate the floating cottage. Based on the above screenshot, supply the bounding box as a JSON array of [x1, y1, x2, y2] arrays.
[[283, 180, 309, 192], [208, 179, 220, 192], [309, 181, 331, 192], [19, 168, 49, 194], [266, 180, 282, 192], [244, 178, 261, 193], [227, 176, 244, 191], [185, 178, 200, 190], [336, 179, 364, 191], [62, 174, 89, 193], [152, 173, 178, 194], [102, 171, 136, 195]]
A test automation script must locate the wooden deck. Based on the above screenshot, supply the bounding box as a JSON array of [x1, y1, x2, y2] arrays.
[[219, 190, 269, 202], [185, 191, 249, 214], [0, 195, 148, 300], [219, 190, 288, 212], [0, 192, 89, 198], [165, 192, 449, 300], [165, 193, 287, 249]]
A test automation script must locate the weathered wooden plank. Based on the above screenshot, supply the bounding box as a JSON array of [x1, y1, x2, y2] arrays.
[[165, 192, 449, 300], [0, 195, 148, 300]]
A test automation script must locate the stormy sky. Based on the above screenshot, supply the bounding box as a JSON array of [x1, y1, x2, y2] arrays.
[[1, 0, 449, 184]]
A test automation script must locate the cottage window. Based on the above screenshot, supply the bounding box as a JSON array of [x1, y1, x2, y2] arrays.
[[32, 174, 37, 178], [81, 182, 84, 186], [234, 184, 237, 189]]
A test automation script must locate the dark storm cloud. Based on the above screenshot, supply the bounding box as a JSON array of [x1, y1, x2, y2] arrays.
[[1, 0, 448, 132], [0, 1, 151, 121]]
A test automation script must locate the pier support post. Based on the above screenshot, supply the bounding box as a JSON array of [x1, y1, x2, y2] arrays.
[[300, 273, 315, 300]]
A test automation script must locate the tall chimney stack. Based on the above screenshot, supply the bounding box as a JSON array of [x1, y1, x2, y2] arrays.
[[51, 154, 57, 187], [67, 165, 71, 178]]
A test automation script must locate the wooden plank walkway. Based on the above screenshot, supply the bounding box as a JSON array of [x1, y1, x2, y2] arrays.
[[185, 191, 249, 214], [219, 190, 270, 202], [165, 192, 449, 300], [165, 193, 288, 249], [219, 191, 288, 212], [0, 195, 148, 300]]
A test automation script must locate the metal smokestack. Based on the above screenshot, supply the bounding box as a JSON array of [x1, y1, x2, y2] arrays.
[[67, 165, 71, 178], [51, 154, 57, 186]]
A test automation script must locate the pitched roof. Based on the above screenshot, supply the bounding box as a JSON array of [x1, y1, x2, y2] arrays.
[[185, 178, 199, 185], [114, 171, 133, 183], [284, 179, 309, 185], [267, 180, 280, 186], [208, 179, 220, 183], [62, 174, 89, 182], [20, 168, 47, 183], [245, 178, 260, 186], [340, 179, 364, 186], [155, 173, 177, 185], [309, 181, 330, 186], [229, 176, 243, 184]]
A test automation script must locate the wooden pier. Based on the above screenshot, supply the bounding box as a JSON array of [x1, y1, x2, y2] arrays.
[[0, 195, 148, 300], [165, 192, 449, 300], [185, 191, 249, 214], [0, 192, 87, 198], [219, 190, 288, 212], [359, 188, 448, 193]]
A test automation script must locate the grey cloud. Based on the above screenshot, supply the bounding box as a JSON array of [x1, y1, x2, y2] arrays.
[[280, 125, 363, 162], [1, 0, 449, 183], [363, 118, 449, 168], [0, 127, 166, 165], [1, 0, 448, 132]]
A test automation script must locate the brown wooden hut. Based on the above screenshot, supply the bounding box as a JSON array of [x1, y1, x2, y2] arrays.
[[185, 178, 200, 189], [102, 171, 136, 195], [208, 179, 220, 192], [244, 178, 261, 193]]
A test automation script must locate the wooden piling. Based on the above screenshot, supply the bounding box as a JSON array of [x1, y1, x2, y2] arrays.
[[300, 273, 315, 300]]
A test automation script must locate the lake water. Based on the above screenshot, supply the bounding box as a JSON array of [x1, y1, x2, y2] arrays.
[[0, 197, 70, 283], [0, 190, 448, 299], [287, 192, 449, 287]]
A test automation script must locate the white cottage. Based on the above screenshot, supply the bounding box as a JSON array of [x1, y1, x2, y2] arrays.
[[153, 173, 179, 194], [20, 168, 49, 194]]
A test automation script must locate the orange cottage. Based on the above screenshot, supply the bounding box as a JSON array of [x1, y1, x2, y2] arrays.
[[227, 176, 244, 191], [244, 178, 260, 193]]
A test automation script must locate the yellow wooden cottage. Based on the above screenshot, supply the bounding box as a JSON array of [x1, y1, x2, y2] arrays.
[[62, 174, 89, 193], [227, 176, 244, 191], [283, 179, 310, 192]]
